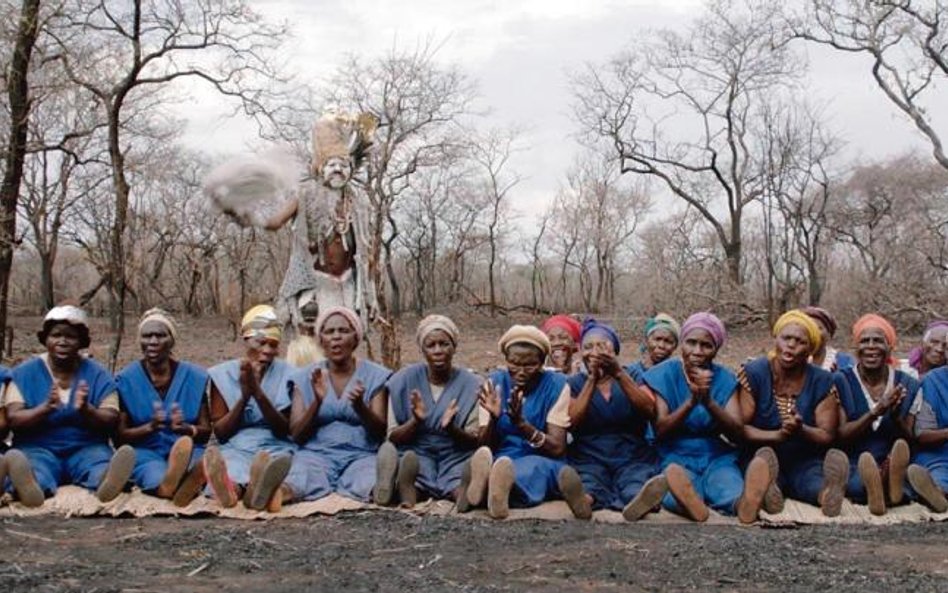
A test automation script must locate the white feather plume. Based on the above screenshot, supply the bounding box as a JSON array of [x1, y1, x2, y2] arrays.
[[203, 148, 304, 228]]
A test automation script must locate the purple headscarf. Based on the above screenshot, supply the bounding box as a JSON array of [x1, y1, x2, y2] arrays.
[[908, 319, 948, 370], [680, 312, 727, 351], [580, 318, 621, 354]]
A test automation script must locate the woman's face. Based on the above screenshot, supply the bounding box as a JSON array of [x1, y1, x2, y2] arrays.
[[856, 327, 890, 371], [680, 329, 716, 369], [245, 336, 280, 366], [774, 323, 812, 370], [505, 344, 544, 389], [421, 329, 455, 373], [922, 327, 948, 369], [545, 326, 576, 369], [45, 322, 82, 364], [139, 320, 174, 364], [646, 328, 677, 365], [319, 313, 359, 362], [581, 333, 616, 366]]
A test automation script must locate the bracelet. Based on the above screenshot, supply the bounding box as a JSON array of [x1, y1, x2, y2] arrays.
[[528, 429, 546, 448], [190, 425, 198, 437]]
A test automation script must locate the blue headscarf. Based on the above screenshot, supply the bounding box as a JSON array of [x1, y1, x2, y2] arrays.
[[580, 318, 621, 355]]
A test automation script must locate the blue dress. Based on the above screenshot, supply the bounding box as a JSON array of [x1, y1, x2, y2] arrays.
[[207, 359, 297, 486], [913, 367, 948, 491], [387, 363, 480, 498], [742, 356, 837, 505], [284, 359, 392, 502], [490, 368, 570, 507], [6, 357, 118, 495], [116, 360, 208, 492], [837, 367, 917, 503], [0, 365, 9, 453], [644, 358, 743, 515], [566, 372, 658, 510]]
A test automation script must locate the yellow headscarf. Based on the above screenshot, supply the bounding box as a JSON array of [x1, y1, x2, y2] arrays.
[[771, 309, 823, 356]]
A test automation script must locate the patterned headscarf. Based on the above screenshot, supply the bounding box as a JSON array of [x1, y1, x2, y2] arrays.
[[581, 318, 621, 354], [803, 306, 837, 338], [241, 304, 282, 342], [772, 309, 822, 355], [139, 308, 178, 343], [680, 312, 727, 351], [645, 313, 680, 341]]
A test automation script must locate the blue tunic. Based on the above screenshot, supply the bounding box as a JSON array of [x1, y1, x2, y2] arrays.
[[644, 358, 742, 515], [489, 368, 569, 507], [0, 365, 9, 452], [387, 363, 480, 498], [207, 359, 297, 486], [743, 356, 836, 504], [284, 358, 392, 502], [116, 360, 208, 491], [837, 366, 916, 502], [566, 371, 658, 510], [914, 367, 948, 491], [7, 356, 118, 495]]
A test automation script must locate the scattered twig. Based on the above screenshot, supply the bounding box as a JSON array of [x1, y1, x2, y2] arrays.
[[186, 562, 210, 577], [5, 529, 54, 542]]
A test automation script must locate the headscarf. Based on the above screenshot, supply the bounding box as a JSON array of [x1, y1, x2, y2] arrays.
[[138, 308, 178, 343], [644, 313, 680, 341], [852, 313, 897, 365], [498, 325, 551, 358], [580, 318, 621, 354], [772, 309, 823, 355], [38, 304, 91, 349], [803, 306, 837, 338], [241, 304, 283, 342], [540, 314, 581, 344], [909, 319, 948, 370], [680, 312, 727, 351], [416, 314, 460, 348], [315, 306, 363, 344]]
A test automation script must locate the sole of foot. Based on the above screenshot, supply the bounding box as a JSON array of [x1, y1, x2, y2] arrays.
[[819, 449, 850, 518], [373, 441, 399, 506], [907, 464, 948, 513], [755, 446, 784, 514], [96, 445, 136, 503], [858, 452, 886, 516], [172, 458, 207, 508], [888, 439, 910, 506], [243, 451, 271, 508], [455, 461, 473, 513], [203, 446, 238, 508], [467, 447, 493, 508], [156, 436, 194, 499], [5, 450, 45, 508], [665, 463, 709, 522], [487, 457, 514, 520], [396, 451, 419, 508], [557, 466, 592, 520], [737, 457, 770, 524], [622, 475, 668, 522], [249, 455, 292, 511]]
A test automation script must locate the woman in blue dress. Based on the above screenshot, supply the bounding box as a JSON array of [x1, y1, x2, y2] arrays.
[[378, 315, 480, 507], [203, 305, 296, 511], [739, 310, 848, 517], [836, 314, 919, 515], [286, 306, 391, 502], [3, 306, 134, 506], [907, 364, 948, 512], [645, 312, 769, 523], [466, 324, 591, 520], [115, 309, 210, 501], [626, 313, 679, 383], [566, 319, 664, 521]]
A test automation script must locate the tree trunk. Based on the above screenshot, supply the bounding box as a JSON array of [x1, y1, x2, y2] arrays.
[[0, 0, 42, 356]]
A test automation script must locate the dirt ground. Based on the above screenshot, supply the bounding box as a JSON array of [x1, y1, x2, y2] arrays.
[[1, 311, 940, 593]]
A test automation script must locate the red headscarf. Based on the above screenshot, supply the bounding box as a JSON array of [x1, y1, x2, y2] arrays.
[[541, 314, 581, 344]]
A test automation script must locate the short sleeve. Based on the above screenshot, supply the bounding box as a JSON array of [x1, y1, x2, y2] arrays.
[[545, 384, 572, 429]]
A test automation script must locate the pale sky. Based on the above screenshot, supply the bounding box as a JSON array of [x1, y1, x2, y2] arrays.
[[180, 0, 946, 224]]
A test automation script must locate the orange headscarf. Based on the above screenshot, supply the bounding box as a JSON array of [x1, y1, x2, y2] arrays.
[[852, 313, 897, 365]]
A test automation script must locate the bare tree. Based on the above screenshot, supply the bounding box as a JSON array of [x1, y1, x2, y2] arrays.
[[574, 0, 803, 290], [792, 1, 948, 170], [45, 0, 287, 369]]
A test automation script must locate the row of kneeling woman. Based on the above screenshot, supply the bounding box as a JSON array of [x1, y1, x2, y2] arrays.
[[1, 304, 948, 524]]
